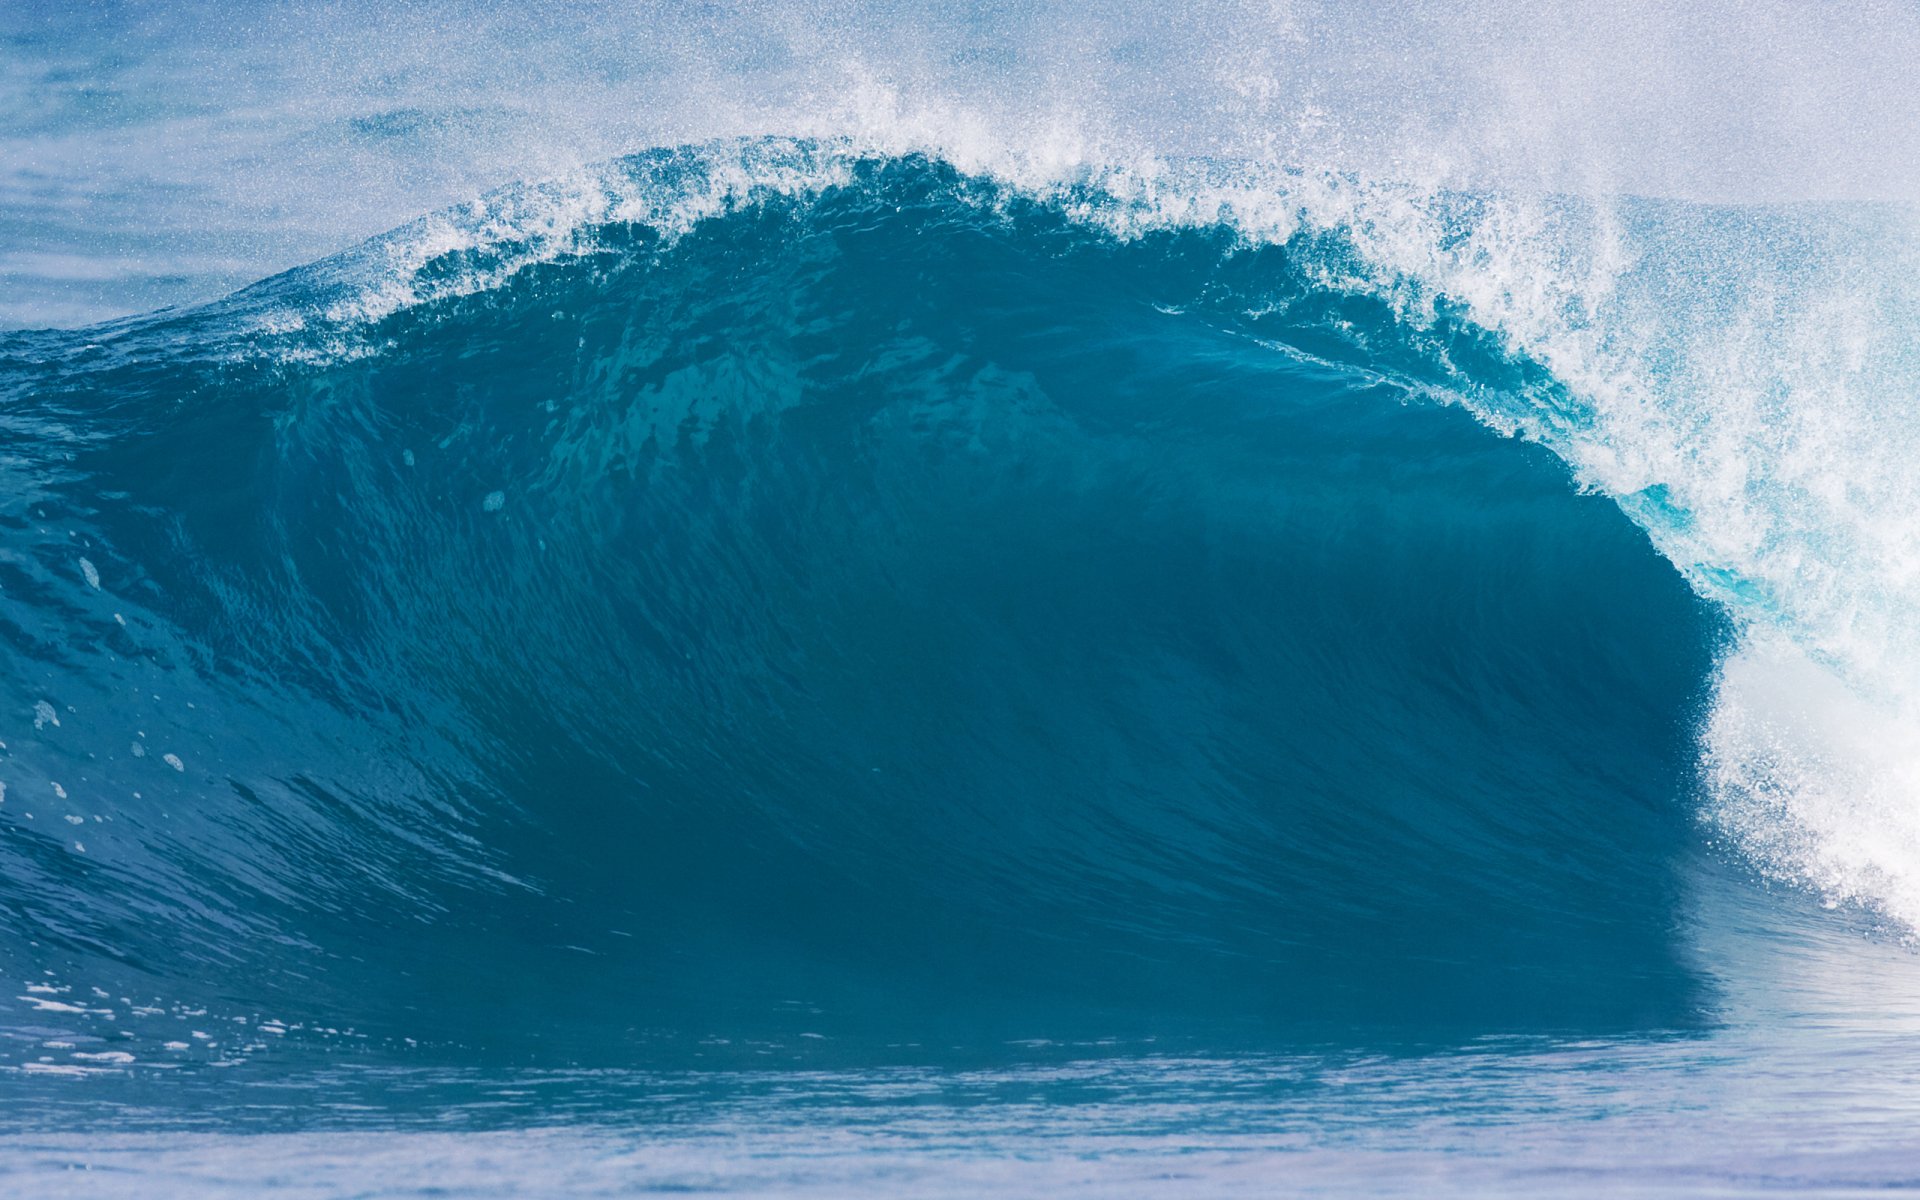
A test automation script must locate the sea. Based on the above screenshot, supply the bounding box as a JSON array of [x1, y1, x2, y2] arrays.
[[5, 2, 1920, 1195]]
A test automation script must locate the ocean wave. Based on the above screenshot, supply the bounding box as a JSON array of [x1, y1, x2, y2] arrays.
[[0, 138, 1909, 1072]]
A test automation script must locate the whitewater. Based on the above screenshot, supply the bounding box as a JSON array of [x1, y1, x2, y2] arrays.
[[5, 1, 1920, 1195]]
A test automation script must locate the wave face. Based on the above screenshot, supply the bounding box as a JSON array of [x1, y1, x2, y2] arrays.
[[0, 144, 1740, 1069]]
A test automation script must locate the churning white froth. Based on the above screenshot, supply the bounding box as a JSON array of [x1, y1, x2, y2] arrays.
[[1705, 637, 1920, 927]]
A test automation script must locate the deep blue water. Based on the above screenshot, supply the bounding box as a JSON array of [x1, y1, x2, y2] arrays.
[[0, 148, 1729, 1045], [6, 8, 1920, 1194]]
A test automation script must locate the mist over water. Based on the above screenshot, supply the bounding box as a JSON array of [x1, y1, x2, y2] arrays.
[[8, 0, 1920, 329]]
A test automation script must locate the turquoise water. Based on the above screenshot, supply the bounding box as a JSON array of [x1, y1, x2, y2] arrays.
[[7, 6, 1920, 1197]]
